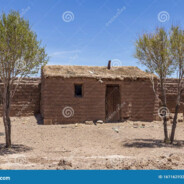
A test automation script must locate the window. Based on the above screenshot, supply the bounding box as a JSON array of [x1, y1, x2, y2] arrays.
[[74, 84, 83, 97]]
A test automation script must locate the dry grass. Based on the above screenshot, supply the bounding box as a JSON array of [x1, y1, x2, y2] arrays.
[[43, 65, 156, 80]]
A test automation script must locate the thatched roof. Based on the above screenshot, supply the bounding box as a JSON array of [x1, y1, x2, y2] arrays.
[[42, 65, 156, 80]]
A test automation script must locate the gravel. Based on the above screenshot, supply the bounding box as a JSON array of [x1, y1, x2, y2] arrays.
[[0, 117, 183, 170]]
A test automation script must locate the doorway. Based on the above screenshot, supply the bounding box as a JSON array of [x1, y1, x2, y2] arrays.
[[105, 85, 121, 122]]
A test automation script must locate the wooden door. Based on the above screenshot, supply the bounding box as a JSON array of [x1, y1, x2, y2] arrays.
[[105, 85, 121, 122]]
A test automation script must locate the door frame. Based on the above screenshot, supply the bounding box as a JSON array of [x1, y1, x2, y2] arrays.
[[105, 84, 121, 122]]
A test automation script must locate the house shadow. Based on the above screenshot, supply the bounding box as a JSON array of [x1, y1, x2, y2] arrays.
[[34, 113, 43, 125], [122, 139, 184, 148], [0, 143, 32, 156]]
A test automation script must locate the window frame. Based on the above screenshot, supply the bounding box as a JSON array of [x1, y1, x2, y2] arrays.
[[74, 84, 83, 98]]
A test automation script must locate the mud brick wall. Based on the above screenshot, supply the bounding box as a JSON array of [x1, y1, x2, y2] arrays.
[[159, 78, 184, 113], [41, 77, 158, 124], [0, 78, 41, 116], [121, 79, 159, 121]]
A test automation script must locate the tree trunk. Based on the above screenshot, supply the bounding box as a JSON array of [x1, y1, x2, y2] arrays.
[[170, 94, 181, 144], [163, 116, 169, 142], [160, 80, 169, 142], [2, 83, 11, 148]]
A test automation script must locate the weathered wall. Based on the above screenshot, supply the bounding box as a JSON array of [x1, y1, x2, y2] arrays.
[[159, 78, 184, 113], [41, 77, 158, 124], [0, 78, 41, 116], [0, 76, 181, 122]]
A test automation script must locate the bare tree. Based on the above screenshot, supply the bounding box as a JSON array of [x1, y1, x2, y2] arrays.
[[0, 11, 48, 147]]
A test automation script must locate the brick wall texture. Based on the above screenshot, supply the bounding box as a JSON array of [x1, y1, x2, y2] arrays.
[[0, 78, 41, 116], [2, 77, 182, 124], [41, 77, 159, 124], [159, 78, 184, 113]]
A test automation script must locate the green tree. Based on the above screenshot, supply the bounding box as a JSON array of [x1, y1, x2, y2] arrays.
[[135, 27, 174, 143], [0, 11, 48, 148], [170, 26, 184, 143]]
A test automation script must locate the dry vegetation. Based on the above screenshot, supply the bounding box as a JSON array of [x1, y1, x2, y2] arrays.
[[43, 65, 154, 79], [0, 116, 184, 170]]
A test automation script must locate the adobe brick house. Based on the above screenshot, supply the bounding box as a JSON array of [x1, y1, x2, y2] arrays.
[[41, 65, 159, 124]]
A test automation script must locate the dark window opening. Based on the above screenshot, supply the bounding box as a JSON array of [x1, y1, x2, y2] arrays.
[[75, 84, 83, 97]]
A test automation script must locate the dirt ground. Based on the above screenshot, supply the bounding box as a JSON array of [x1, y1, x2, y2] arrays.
[[0, 116, 184, 170]]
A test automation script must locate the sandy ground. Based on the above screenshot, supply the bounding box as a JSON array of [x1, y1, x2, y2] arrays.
[[0, 116, 184, 170]]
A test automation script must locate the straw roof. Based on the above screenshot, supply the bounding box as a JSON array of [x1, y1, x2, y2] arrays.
[[42, 65, 156, 80]]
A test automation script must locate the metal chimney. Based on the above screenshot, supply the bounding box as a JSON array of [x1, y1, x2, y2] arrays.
[[107, 60, 111, 70]]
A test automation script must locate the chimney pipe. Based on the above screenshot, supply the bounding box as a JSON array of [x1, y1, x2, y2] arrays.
[[107, 60, 111, 70]]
